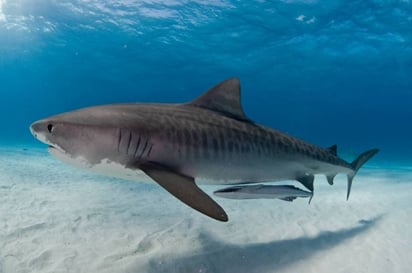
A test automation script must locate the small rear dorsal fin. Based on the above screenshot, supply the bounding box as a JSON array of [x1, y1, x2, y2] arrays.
[[326, 144, 338, 156], [187, 78, 250, 122], [326, 174, 336, 185]]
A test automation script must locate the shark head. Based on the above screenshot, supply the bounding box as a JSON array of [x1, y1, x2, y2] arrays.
[[30, 107, 123, 167]]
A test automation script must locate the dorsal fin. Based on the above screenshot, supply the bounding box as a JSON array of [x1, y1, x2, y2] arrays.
[[187, 78, 250, 122], [326, 144, 338, 156]]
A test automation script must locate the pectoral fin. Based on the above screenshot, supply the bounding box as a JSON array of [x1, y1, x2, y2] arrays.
[[139, 163, 228, 222]]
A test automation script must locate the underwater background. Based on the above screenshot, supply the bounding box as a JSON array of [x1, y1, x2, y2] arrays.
[[1, 0, 411, 163], [1, 1, 412, 273]]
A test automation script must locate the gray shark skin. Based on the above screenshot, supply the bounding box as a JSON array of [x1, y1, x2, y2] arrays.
[[30, 78, 379, 222]]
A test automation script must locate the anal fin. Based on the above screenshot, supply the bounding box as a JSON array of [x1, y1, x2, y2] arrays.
[[139, 162, 228, 222]]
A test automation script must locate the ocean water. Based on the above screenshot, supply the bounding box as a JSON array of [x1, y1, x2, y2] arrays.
[[0, 1, 411, 273]]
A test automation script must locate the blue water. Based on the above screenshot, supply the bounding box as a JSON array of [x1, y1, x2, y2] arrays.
[[1, 0, 411, 163], [1, 2, 412, 273]]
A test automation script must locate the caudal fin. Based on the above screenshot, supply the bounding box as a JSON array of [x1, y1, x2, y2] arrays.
[[347, 148, 379, 200]]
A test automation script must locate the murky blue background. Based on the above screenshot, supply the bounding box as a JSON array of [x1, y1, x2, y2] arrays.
[[1, 0, 411, 163]]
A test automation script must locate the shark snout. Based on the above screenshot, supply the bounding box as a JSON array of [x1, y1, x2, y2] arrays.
[[30, 120, 54, 143], [30, 120, 44, 137]]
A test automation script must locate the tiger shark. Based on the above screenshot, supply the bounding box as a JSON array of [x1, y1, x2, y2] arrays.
[[30, 78, 378, 222]]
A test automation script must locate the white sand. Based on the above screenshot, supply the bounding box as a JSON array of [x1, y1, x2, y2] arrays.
[[0, 146, 411, 273]]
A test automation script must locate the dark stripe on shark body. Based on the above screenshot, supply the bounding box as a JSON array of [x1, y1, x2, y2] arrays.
[[202, 130, 209, 160], [183, 128, 191, 161], [192, 130, 200, 160], [147, 144, 153, 158]]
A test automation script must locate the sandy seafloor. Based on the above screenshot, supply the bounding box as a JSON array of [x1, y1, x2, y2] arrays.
[[0, 146, 411, 273]]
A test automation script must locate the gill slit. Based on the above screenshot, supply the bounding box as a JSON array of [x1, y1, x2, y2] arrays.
[[147, 144, 153, 158], [134, 136, 141, 158], [140, 139, 148, 158], [126, 130, 132, 155], [117, 128, 122, 153]]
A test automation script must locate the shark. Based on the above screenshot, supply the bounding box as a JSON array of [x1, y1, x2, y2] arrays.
[[30, 78, 378, 222]]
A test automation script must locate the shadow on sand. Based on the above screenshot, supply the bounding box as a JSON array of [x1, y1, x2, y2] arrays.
[[142, 216, 382, 273]]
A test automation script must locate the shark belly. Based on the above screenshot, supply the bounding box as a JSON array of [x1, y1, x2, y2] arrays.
[[49, 146, 154, 183]]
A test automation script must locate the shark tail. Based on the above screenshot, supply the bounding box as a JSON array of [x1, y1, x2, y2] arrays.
[[346, 148, 379, 200]]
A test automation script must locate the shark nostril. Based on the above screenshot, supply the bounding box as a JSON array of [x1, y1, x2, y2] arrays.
[[47, 124, 54, 133]]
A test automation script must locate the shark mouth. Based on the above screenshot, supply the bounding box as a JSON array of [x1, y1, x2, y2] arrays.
[[47, 144, 69, 159], [48, 144, 64, 153], [47, 144, 94, 170]]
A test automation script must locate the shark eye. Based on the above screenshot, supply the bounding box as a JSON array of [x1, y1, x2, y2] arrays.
[[47, 124, 54, 133]]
